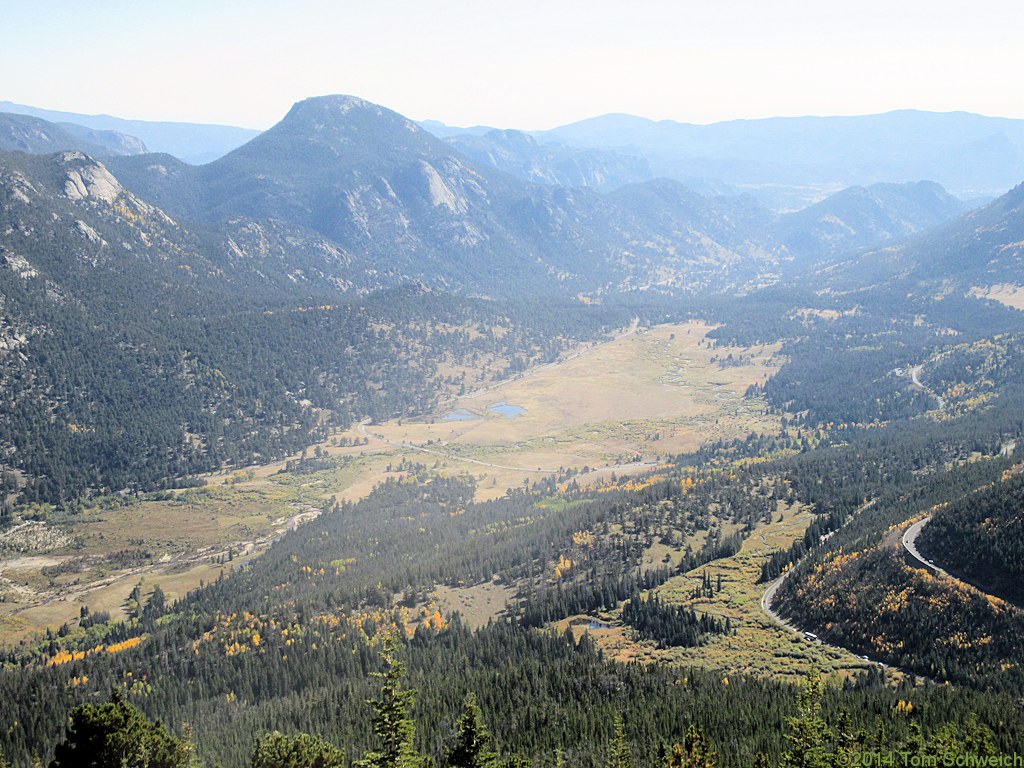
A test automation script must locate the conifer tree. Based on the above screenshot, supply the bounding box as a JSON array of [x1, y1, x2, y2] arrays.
[[49, 689, 189, 768], [681, 725, 715, 768], [905, 722, 924, 758], [929, 714, 996, 757], [251, 732, 345, 768], [445, 694, 497, 768], [359, 634, 422, 768], [606, 715, 633, 768], [832, 709, 856, 767], [781, 676, 833, 768], [663, 726, 715, 768]]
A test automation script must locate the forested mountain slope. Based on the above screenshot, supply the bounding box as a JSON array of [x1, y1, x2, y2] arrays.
[[776, 181, 967, 258], [3, 454, 1022, 767], [0, 91, 1018, 511], [812, 181, 1024, 291], [1, 147, 1023, 765], [0, 149, 634, 507], [917, 472, 1024, 604], [5, 78, 1024, 768], [0, 113, 145, 157]]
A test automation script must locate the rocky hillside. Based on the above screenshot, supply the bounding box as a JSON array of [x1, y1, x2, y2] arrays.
[[0, 112, 146, 157], [445, 128, 651, 190], [777, 181, 968, 258]]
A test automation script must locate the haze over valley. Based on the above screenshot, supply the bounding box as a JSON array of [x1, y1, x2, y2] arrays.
[[3, 14, 1024, 764]]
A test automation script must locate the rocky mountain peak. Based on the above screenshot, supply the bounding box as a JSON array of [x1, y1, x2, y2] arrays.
[[277, 94, 422, 139]]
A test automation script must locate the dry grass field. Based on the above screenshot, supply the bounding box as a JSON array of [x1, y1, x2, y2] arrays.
[[655, 504, 880, 682], [431, 581, 517, 628], [0, 484, 301, 643], [969, 284, 1024, 311], [344, 322, 781, 500]]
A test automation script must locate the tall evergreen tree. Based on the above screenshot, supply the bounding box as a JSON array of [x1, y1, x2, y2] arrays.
[[929, 715, 997, 757], [445, 694, 497, 768], [606, 715, 633, 768], [781, 676, 833, 768], [359, 634, 422, 768]]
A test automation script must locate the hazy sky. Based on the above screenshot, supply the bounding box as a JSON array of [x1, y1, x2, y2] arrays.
[[3, 0, 1022, 130]]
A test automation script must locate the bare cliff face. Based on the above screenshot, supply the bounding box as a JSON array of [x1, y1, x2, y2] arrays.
[[61, 152, 124, 203]]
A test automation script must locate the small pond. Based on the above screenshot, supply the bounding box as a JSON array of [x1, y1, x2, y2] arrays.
[[488, 401, 526, 417], [443, 408, 480, 421]]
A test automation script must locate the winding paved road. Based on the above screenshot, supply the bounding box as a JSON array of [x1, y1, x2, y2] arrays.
[[760, 573, 798, 632], [758, 500, 897, 671], [909, 364, 946, 410], [901, 517, 949, 578], [760, 569, 887, 668]]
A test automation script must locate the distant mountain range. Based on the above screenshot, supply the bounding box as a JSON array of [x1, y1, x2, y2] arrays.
[[104, 95, 781, 296], [425, 110, 1024, 209], [1, 91, 1023, 504], [535, 110, 1024, 207], [98, 95, 977, 298], [6, 98, 1024, 209], [776, 181, 968, 258], [0, 94, 1001, 301], [443, 129, 652, 191], [0, 112, 147, 157], [0, 101, 260, 164]]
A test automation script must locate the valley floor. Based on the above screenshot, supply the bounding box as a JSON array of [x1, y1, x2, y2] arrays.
[[0, 321, 780, 649]]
